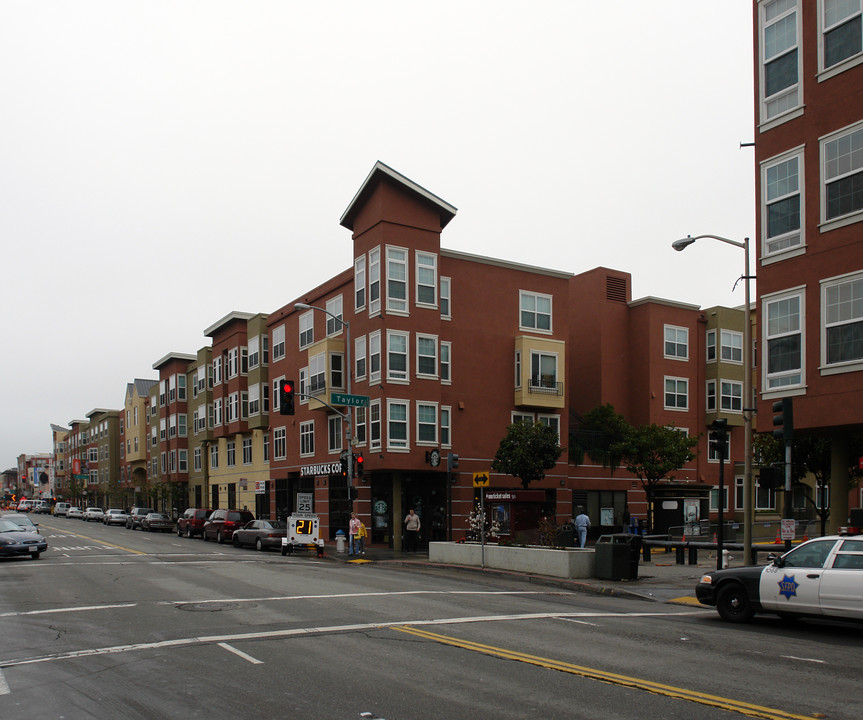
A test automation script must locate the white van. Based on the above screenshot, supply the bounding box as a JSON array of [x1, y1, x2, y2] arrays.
[[54, 502, 71, 516]]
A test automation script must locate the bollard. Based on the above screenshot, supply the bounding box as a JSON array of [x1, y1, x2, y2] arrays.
[[675, 546, 685, 564], [688, 545, 698, 565]]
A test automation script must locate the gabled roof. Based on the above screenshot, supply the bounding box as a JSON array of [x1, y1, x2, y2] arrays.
[[340, 161, 457, 231]]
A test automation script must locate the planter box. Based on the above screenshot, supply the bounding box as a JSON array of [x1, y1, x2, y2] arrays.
[[429, 541, 595, 579]]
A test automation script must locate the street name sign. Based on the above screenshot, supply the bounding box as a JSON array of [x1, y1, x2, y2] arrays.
[[331, 392, 370, 407]]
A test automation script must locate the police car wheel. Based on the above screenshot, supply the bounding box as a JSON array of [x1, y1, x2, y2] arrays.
[[716, 583, 755, 623]]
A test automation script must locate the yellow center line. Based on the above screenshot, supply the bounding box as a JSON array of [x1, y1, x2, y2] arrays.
[[392, 626, 815, 720]]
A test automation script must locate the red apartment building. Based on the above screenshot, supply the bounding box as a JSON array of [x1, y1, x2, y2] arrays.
[[754, 0, 863, 530], [265, 162, 748, 548]]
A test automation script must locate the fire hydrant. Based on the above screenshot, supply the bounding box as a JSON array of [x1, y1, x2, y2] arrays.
[[335, 529, 346, 554]]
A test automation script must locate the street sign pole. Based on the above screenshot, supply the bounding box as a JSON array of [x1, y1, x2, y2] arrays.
[[480, 484, 485, 570]]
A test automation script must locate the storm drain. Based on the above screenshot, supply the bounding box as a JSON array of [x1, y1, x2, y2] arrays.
[[176, 601, 247, 612]]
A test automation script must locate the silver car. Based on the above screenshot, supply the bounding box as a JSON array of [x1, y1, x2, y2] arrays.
[[103, 509, 129, 526]]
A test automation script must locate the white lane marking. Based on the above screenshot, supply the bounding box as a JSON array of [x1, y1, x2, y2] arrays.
[[0, 669, 9, 695], [0, 610, 705, 668], [557, 617, 600, 626], [780, 655, 827, 664], [218, 642, 263, 664], [157, 590, 545, 606], [0, 603, 136, 618]]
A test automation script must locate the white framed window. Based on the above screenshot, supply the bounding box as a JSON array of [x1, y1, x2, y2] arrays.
[[298, 369, 308, 406], [369, 247, 381, 316], [416, 252, 437, 307], [300, 421, 315, 456], [440, 406, 451, 447], [706, 380, 717, 411], [369, 331, 382, 384], [326, 295, 343, 336], [228, 348, 239, 378], [272, 324, 286, 360], [328, 415, 343, 453], [762, 148, 803, 256], [227, 392, 239, 423], [194, 447, 202, 472], [309, 353, 326, 395], [512, 412, 535, 425], [178, 374, 186, 400], [664, 376, 688, 410], [369, 399, 382, 451], [720, 330, 744, 363], [273, 377, 283, 413], [720, 380, 743, 412], [440, 276, 451, 319], [706, 330, 717, 362], [441, 341, 451, 384], [760, 0, 801, 124], [248, 336, 260, 369], [764, 288, 804, 390], [387, 330, 409, 381], [226, 441, 236, 467], [243, 437, 252, 465], [263, 432, 270, 463], [664, 325, 689, 359], [416, 402, 438, 444], [387, 399, 409, 449], [520, 290, 552, 331], [386, 246, 408, 313], [299, 311, 314, 349], [821, 0, 863, 72], [822, 120, 863, 227], [330, 353, 344, 390], [710, 485, 729, 512], [273, 428, 286, 460], [538, 413, 560, 442], [355, 336, 367, 380], [248, 384, 261, 416], [178, 413, 187, 437], [355, 406, 367, 446], [212, 357, 222, 386], [822, 271, 863, 370], [530, 351, 558, 392], [210, 444, 219, 469], [355, 254, 366, 311], [416, 334, 437, 377]]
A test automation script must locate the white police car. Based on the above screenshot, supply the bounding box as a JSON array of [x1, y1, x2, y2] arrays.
[[696, 534, 863, 623]]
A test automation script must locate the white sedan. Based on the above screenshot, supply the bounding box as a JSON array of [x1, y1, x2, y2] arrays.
[[696, 534, 863, 622], [66, 507, 83, 519], [82, 507, 105, 522]]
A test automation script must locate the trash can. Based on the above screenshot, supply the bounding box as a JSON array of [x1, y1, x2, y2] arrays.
[[557, 524, 575, 548], [595, 534, 641, 580], [335, 529, 346, 554]]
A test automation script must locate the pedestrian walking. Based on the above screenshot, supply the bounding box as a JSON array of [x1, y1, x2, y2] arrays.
[[575, 508, 591, 548], [404, 508, 421, 552]]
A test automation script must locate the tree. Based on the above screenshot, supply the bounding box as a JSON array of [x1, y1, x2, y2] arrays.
[[569, 404, 631, 472], [612, 424, 698, 531], [492, 421, 563, 490]]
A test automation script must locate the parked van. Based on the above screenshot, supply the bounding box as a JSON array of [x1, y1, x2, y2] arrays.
[[54, 502, 71, 516]]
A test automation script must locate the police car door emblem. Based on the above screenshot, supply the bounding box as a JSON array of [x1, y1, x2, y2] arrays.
[[778, 574, 799, 600]]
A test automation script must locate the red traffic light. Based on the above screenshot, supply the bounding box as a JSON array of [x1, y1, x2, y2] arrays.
[[282, 381, 293, 393]]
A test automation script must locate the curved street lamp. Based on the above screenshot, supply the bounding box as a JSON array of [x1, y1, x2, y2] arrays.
[[673, 234, 753, 565]]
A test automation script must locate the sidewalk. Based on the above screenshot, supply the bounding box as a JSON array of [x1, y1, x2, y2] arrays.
[[323, 544, 747, 605]]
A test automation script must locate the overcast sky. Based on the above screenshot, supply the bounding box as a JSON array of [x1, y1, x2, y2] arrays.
[[0, 1, 755, 470]]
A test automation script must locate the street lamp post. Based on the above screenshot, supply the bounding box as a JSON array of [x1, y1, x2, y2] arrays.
[[673, 234, 754, 566], [294, 303, 353, 490]]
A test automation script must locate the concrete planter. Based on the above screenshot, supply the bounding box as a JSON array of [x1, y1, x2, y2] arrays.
[[429, 541, 595, 579]]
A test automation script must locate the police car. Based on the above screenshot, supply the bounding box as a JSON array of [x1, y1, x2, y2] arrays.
[[695, 533, 863, 623]]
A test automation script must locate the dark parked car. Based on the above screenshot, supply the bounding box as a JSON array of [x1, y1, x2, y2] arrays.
[[202, 509, 255, 544], [177, 508, 212, 538], [141, 512, 174, 533], [126, 507, 155, 530], [0, 518, 47, 559], [232, 520, 287, 551]]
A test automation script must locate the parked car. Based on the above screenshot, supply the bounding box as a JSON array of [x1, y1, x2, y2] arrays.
[[202, 509, 255, 543], [232, 519, 288, 551], [696, 533, 863, 623], [33, 500, 52, 514], [103, 509, 129, 526], [141, 512, 174, 533], [126, 507, 155, 530], [54, 502, 71, 516], [83, 507, 106, 522], [66, 506, 83, 519], [177, 508, 212, 538], [1, 513, 40, 532], [0, 518, 47, 560], [16, 499, 33, 512]]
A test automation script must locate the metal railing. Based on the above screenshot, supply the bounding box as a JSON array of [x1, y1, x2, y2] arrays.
[[528, 378, 563, 396]]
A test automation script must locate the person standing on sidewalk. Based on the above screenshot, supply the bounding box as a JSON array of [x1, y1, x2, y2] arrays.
[[404, 508, 421, 552], [349, 512, 361, 556], [575, 508, 591, 548]]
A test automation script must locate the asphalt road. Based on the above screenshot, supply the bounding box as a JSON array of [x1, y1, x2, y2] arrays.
[[1, 517, 860, 720]]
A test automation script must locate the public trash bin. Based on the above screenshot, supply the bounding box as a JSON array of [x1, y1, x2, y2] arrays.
[[335, 529, 346, 554], [557, 525, 575, 548], [595, 534, 641, 580]]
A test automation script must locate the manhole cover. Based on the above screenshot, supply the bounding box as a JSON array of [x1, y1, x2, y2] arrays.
[[177, 602, 244, 612]]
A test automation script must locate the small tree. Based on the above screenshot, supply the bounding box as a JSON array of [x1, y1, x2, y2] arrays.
[[613, 424, 698, 532], [492, 421, 563, 490], [570, 403, 631, 472]]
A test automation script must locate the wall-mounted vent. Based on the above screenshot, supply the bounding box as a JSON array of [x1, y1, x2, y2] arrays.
[[606, 276, 627, 302]]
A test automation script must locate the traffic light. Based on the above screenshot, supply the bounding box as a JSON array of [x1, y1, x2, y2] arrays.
[[339, 453, 349, 477], [709, 418, 728, 460], [355, 453, 364, 477], [447, 453, 459, 472], [772, 397, 794, 442], [279, 380, 295, 416]]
